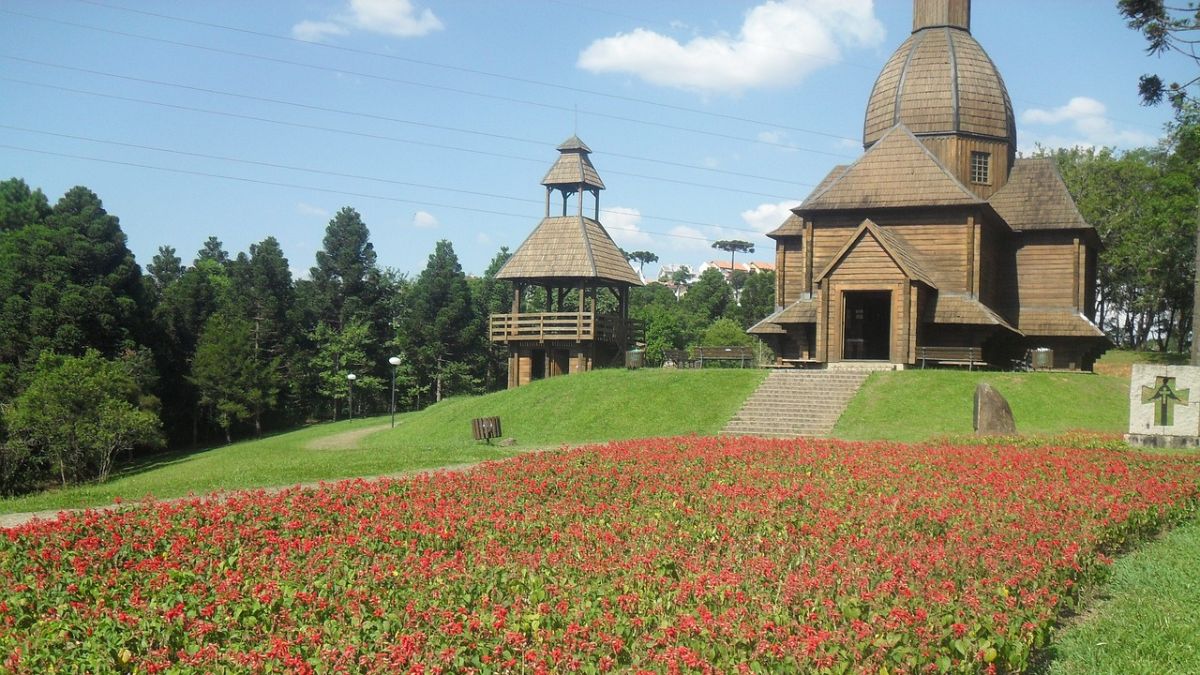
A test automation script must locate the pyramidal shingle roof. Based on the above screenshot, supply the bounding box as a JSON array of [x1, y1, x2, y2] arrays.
[[496, 215, 642, 285], [988, 158, 1092, 231], [799, 125, 983, 211], [542, 135, 605, 190]]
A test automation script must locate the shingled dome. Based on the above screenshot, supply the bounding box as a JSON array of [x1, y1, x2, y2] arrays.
[[862, 13, 1015, 151]]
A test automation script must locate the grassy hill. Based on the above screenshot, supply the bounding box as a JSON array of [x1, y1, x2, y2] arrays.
[[833, 370, 1129, 442], [0, 368, 765, 515]]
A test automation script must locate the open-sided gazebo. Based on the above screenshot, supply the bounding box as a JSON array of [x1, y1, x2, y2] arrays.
[[490, 136, 643, 388]]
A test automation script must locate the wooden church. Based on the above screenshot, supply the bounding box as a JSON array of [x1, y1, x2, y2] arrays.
[[749, 0, 1108, 370], [489, 136, 643, 388]]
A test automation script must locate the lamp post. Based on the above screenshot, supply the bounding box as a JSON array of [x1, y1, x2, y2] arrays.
[[388, 356, 402, 428], [346, 373, 357, 420]]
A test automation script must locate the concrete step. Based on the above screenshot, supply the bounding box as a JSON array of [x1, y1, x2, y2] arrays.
[[721, 369, 869, 438]]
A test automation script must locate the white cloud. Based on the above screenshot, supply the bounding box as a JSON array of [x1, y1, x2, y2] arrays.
[[577, 0, 884, 94], [741, 200, 801, 233], [1020, 96, 1158, 151], [412, 210, 440, 228], [292, 20, 348, 42], [603, 206, 653, 248], [296, 202, 329, 218], [292, 0, 443, 42], [475, 232, 492, 245]]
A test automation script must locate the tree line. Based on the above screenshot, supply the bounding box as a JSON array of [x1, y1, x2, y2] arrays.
[[0, 178, 775, 495]]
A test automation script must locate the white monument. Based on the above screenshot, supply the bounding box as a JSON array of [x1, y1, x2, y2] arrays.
[[1127, 363, 1200, 448]]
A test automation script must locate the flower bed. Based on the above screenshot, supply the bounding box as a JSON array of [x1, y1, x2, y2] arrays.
[[2, 436, 1199, 673]]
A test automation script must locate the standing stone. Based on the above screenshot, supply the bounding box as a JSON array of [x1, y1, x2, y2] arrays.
[[974, 383, 1016, 435]]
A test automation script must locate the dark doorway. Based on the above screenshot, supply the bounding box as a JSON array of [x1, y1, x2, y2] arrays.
[[549, 349, 570, 377], [531, 349, 546, 380], [843, 291, 891, 360]]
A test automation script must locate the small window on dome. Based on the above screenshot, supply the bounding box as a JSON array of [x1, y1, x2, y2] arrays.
[[970, 151, 991, 185]]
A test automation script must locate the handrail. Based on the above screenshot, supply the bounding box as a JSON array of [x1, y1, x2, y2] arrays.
[[488, 312, 643, 344]]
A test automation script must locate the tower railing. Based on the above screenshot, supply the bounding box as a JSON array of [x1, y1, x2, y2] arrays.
[[488, 312, 644, 344]]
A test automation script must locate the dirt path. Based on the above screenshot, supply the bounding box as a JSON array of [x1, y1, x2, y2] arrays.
[[304, 422, 393, 450]]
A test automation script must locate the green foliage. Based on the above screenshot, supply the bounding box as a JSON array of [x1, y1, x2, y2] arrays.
[[1119, 0, 1200, 108], [307, 206, 381, 331], [191, 312, 283, 442], [0, 185, 150, 400], [1052, 145, 1196, 350], [194, 235, 229, 266], [472, 246, 514, 391], [626, 249, 658, 275], [396, 240, 485, 401], [309, 320, 382, 421], [4, 350, 161, 489], [683, 267, 733, 323], [0, 177, 50, 232], [146, 244, 183, 290], [699, 318, 756, 347], [734, 270, 775, 328]]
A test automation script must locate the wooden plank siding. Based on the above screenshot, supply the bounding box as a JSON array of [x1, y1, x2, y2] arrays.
[[821, 232, 913, 363], [808, 214, 977, 294], [1012, 235, 1080, 309], [918, 136, 1011, 200], [775, 239, 805, 305]]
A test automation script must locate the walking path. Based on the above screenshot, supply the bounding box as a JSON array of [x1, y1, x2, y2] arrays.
[[1, 422, 496, 528]]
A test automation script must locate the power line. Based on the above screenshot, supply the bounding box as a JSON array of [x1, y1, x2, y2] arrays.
[[1, 76, 802, 202], [71, 0, 863, 144], [70, 0, 1164, 136], [0, 54, 808, 188], [0, 8, 858, 160], [0, 124, 785, 236]]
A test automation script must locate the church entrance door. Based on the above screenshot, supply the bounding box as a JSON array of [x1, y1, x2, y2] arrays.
[[843, 291, 891, 360]]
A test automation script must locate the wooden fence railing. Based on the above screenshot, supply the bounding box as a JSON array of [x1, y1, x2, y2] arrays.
[[488, 312, 643, 344]]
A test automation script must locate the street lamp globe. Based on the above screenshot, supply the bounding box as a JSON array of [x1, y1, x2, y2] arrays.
[[388, 356, 401, 367]]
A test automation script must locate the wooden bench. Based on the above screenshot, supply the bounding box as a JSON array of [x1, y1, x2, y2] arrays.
[[694, 346, 755, 368], [918, 346, 985, 370], [662, 349, 694, 368]]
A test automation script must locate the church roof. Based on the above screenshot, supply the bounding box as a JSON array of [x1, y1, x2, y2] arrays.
[[922, 293, 1020, 333], [542, 136, 605, 190], [496, 215, 641, 285], [863, 22, 1015, 149], [815, 219, 938, 288], [988, 158, 1092, 231], [799, 126, 984, 211], [1015, 307, 1107, 338], [748, 296, 819, 333], [767, 214, 806, 238]]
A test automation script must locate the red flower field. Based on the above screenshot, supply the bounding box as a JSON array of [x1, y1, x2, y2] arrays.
[[2, 436, 1199, 673]]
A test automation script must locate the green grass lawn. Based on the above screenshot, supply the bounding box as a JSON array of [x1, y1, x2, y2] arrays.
[[833, 370, 1129, 442], [0, 368, 764, 514], [1042, 515, 1200, 674]]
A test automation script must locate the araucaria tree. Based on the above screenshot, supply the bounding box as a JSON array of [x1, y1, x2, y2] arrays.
[[711, 240, 754, 274]]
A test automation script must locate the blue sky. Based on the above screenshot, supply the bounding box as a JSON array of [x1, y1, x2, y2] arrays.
[[0, 1, 1189, 280]]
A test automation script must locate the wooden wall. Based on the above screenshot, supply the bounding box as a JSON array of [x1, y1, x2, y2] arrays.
[[806, 212, 978, 294], [816, 231, 919, 363], [918, 136, 1011, 200], [775, 238, 805, 305], [1009, 232, 1080, 309]]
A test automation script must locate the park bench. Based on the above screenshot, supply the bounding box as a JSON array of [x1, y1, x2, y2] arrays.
[[662, 349, 694, 368], [694, 346, 755, 368], [918, 346, 985, 370]]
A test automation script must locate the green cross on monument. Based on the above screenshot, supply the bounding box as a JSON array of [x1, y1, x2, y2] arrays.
[[1142, 376, 1190, 426]]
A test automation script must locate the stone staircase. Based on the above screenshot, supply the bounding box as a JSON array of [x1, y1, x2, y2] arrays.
[[721, 369, 872, 438]]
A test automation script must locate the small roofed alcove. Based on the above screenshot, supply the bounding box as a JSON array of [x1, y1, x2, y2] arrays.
[[490, 136, 644, 388]]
